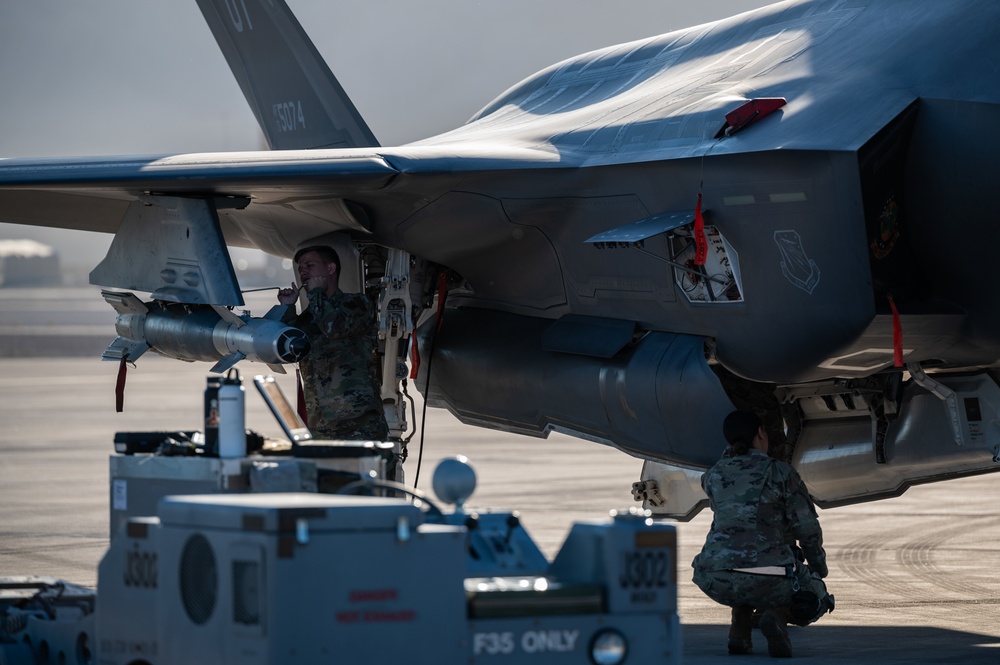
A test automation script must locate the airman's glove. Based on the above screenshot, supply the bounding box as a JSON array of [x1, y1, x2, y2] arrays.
[[809, 556, 828, 579]]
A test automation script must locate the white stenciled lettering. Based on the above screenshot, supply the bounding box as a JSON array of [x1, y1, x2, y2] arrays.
[[473, 632, 515, 656], [225, 0, 253, 32], [272, 101, 306, 133], [521, 630, 579, 653]]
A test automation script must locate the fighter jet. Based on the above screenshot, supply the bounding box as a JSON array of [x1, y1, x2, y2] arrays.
[[1, 0, 998, 517]]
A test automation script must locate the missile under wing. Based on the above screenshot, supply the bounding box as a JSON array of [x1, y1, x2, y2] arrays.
[[1, 0, 999, 517]]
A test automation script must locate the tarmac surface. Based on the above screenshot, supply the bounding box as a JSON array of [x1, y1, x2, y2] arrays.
[[1, 286, 999, 663]]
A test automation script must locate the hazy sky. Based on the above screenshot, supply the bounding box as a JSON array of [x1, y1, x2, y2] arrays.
[[0, 0, 777, 268]]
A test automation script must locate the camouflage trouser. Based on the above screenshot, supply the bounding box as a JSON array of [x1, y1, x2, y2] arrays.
[[692, 564, 830, 622], [313, 410, 389, 441]]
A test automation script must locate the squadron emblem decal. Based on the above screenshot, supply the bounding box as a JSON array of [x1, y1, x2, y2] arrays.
[[870, 195, 901, 259], [774, 230, 821, 294]]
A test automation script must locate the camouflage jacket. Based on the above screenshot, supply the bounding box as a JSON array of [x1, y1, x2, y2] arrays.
[[692, 448, 826, 572], [283, 288, 385, 435]]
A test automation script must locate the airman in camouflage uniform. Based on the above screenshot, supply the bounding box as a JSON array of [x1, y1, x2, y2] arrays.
[[692, 410, 833, 658], [279, 246, 388, 441]]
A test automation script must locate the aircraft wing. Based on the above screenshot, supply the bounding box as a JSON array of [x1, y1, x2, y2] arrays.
[[0, 142, 570, 262], [0, 151, 393, 237]]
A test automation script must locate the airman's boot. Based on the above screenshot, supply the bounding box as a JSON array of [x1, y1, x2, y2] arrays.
[[727, 605, 754, 655], [759, 607, 793, 658]]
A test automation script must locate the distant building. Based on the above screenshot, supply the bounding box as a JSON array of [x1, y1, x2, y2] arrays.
[[0, 239, 61, 286]]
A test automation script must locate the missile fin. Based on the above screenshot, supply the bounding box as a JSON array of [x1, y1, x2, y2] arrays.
[[263, 304, 291, 321], [212, 304, 246, 327], [102, 337, 149, 364], [101, 290, 148, 315], [211, 351, 246, 374], [266, 363, 288, 374]]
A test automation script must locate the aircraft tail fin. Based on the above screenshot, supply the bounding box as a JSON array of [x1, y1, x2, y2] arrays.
[[196, 0, 379, 149]]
